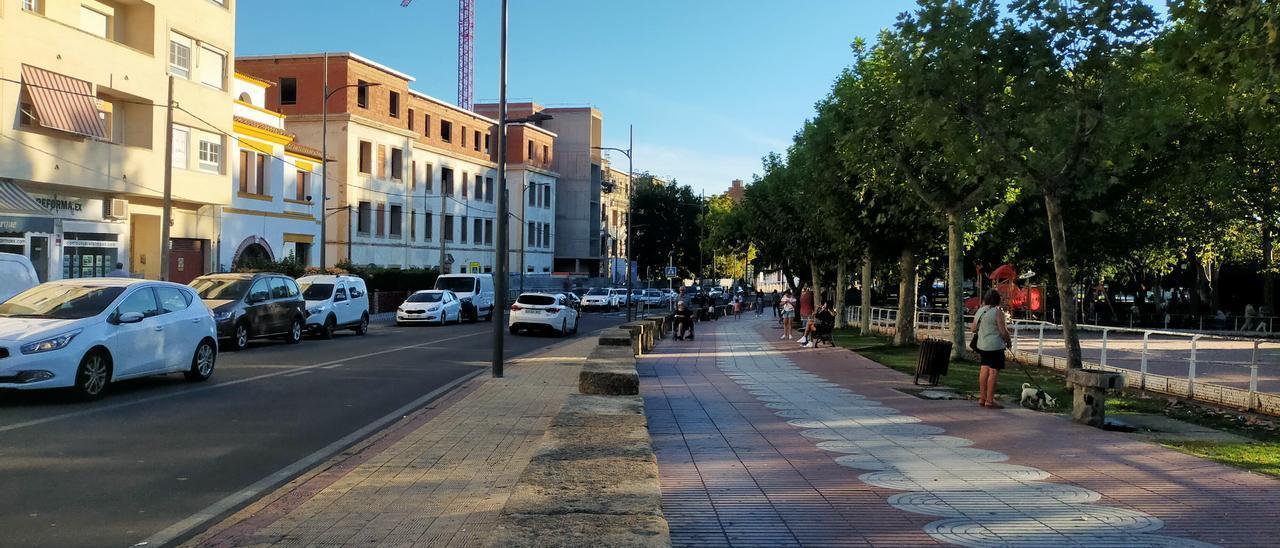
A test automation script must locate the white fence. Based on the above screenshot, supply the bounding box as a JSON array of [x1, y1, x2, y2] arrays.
[[845, 306, 1280, 416]]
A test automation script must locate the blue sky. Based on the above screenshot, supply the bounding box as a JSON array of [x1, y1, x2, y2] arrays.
[[236, 1, 917, 195]]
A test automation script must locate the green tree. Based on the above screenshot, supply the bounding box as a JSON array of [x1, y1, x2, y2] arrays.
[[630, 174, 703, 280]]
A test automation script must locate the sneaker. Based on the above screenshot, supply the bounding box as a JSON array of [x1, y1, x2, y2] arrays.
[[780, 334, 788, 340], [803, 342, 814, 348], [798, 337, 808, 345]]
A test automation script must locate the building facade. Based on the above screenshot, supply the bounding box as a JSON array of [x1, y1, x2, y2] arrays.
[[238, 53, 557, 275], [601, 163, 631, 282], [0, 0, 235, 282], [505, 123, 557, 275], [221, 73, 323, 271]]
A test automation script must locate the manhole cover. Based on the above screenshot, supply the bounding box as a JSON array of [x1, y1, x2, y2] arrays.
[[896, 387, 962, 400]]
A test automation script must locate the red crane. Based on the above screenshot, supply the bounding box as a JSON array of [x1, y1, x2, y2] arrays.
[[401, 0, 474, 110]]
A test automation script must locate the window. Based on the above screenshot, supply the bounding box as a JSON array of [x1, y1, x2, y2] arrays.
[[484, 134, 490, 154], [544, 223, 552, 248], [357, 201, 372, 234], [444, 215, 454, 242], [118, 288, 159, 318], [254, 152, 266, 194], [474, 218, 483, 245], [440, 119, 452, 143], [18, 101, 36, 126], [529, 186, 537, 207], [169, 33, 193, 78], [376, 203, 385, 237], [22, 0, 40, 13], [390, 148, 403, 180], [442, 167, 453, 196], [542, 145, 549, 164], [474, 130, 481, 152], [484, 219, 493, 245], [543, 186, 551, 209], [156, 287, 191, 313], [389, 91, 400, 118], [528, 140, 535, 162], [461, 216, 468, 243], [296, 170, 308, 201], [238, 150, 250, 192], [461, 172, 468, 199], [377, 145, 386, 178], [474, 174, 483, 202], [199, 45, 227, 89], [485, 177, 494, 204], [171, 126, 189, 169], [390, 204, 402, 237], [269, 278, 289, 299], [358, 141, 372, 173], [424, 212, 433, 240], [357, 80, 371, 108], [425, 163, 434, 192], [410, 161, 417, 191], [461, 126, 468, 148], [528, 222, 535, 246], [198, 138, 222, 173], [424, 113, 431, 137], [280, 77, 297, 105], [80, 6, 109, 38], [408, 108, 415, 130], [410, 209, 416, 240]]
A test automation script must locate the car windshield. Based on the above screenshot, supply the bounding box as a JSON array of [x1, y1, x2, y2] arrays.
[[586, 288, 609, 296], [191, 278, 251, 300], [517, 295, 556, 306], [0, 285, 125, 319], [407, 292, 443, 303], [646, 290, 662, 296], [300, 283, 334, 300], [436, 277, 476, 293]]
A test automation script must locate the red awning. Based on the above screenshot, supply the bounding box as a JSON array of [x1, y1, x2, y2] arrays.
[[20, 64, 107, 139]]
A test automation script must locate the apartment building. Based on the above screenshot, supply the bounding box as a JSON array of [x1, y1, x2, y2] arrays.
[[477, 102, 600, 276], [221, 73, 323, 270], [504, 122, 557, 275], [239, 52, 542, 274], [601, 163, 630, 280], [0, 0, 235, 282]]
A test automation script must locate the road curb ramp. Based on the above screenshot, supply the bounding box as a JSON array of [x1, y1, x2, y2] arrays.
[[494, 328, 671, 547]]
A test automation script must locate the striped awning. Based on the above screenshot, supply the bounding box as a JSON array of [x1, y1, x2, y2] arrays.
[[20, 64, 107, 139], [0, 180, 52, 216]]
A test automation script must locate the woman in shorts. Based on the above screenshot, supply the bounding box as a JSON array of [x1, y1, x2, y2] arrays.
[[779, 290, 797, 340], [972, 289, 1012, 408]]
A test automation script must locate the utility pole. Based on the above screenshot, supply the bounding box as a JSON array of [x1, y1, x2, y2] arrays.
[[519, 173, 529, 293], [625, 125, 634, 321], [439, 189, 447, 273], [492, 0, 509, 378], [320, 53, 329, 269], [159, 76, 175, 281]]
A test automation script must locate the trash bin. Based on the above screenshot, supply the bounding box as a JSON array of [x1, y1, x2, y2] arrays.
[[915, 339, 952, 386]]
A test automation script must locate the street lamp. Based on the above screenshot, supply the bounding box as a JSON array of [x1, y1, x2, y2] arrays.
[[593, 125, 634, 320], [320, 61, 380, 269]]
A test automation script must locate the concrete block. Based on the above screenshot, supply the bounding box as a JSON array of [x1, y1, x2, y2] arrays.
[[490, 514, 669, 548], [620, 322, 649, 353], [553, 394, 648, 429], [504, 426, 660, 516], [598, 329, 635, 351], [579, 362, 639, 395]]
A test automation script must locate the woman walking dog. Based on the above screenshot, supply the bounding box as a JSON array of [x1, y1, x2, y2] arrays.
[[972, 290, 1012, 408]]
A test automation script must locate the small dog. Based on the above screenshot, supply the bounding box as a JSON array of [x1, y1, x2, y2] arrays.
[[1020, 383, 1057, 410]]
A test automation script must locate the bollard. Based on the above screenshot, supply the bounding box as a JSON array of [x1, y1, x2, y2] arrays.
[[1249, 341, 1260, 411], [1100, 329, 1109, 368], [1140, 331, 1150, 390], [1012, 323, 1020, 354], [1037, 323, 1045, 366], [1189, 334, 1201, 398]]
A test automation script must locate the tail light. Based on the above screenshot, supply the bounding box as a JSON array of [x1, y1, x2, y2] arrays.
[[548, 307, 561, 313], [511, 304, 522, 311]]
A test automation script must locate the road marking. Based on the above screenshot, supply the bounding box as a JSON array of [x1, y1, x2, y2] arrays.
[[281, 370, 312, 377], [0, 330, 487, 435], [137, 368, 485, 548], [320, 363, 346, 369]]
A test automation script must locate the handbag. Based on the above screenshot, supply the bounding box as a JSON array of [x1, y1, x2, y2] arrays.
[[969, 308, 984, 353]]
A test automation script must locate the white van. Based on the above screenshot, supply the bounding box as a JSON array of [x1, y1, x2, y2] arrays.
[[297, 274, 371, 338], [0, 252, 39, 303], [434, 273, 495, 322]]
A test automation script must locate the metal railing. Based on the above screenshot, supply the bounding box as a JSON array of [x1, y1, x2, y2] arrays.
[[845, 306, 1280, 416]]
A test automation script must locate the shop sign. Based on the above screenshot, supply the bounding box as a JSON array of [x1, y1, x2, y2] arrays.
[[0, 216, 55, 233], [29, 193, 104, 221], [64, 239, 119, 249]]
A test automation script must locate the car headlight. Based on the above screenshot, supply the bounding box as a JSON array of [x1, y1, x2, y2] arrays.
[[20, 329, 82, 355], [307, 305, 327, 315], [212, 310, 233, 321], [427, 305, 441, 311]]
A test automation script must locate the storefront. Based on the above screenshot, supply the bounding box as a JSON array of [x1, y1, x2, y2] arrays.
[[0, 181, 129, 282]]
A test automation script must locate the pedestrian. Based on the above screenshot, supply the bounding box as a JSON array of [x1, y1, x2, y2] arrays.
[[799, 287, 815, 325], [754, 292, 764, 317], [798, 301, 836, 347], [673, 301, 695, 340], [771, 290, 781, 318], [780, 289, 797, 340], [972, 289, 1011, 409], [105, 262, 129, 278]]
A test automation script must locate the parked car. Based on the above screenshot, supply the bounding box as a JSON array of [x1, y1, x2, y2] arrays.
[[630, 289, 645, 306], [0, 252, 39, 303], [190, 273, 307, 351], [297, 274, 371, 338], [0, 279, 217, 399], [435, 273, 495, 322], [581, 287, 614, 311], [558, 291, 582, 312], [662, 288, 678, 303], [509, 293, 579, 336], [396, 290, 462, 326], [641, 289, 668, 306], [608, 288, 629, 308]]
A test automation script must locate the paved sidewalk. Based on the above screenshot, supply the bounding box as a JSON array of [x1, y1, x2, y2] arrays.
[[187, 338, 593, 548], [640, 317, 1280, 547]]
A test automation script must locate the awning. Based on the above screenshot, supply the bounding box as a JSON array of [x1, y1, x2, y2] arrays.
[[20, 64, 107, 139], [0, 180, 53, 216]]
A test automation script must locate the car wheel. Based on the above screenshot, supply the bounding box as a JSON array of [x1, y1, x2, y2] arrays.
[[354, 313, 369, 335], [286, 318, 303, 344], [437, 313, 446, 327], [73, 350, 111, 400], [185, 339, 217, 382], [320, 315, 336, 339], [232, 321, 251, 351], [559, 319, 568, 337], [509, 325, 519, 335], [572, 316, 579, 334], [484, 308, 493, 322]]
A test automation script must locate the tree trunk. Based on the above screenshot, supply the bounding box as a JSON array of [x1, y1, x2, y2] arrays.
[[946, 211, 966, 359], [834, 259, 848, 328], [894, 247, 918, 347], [783, 267, 799, 293], [1043, 191, 1083, 369], [810, 259, 823, 307], [860, 253, 873, 334]]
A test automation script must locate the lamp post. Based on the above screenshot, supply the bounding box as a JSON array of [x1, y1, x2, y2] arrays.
[[593, 125, 634, 320], [320, 59, 379, 269]]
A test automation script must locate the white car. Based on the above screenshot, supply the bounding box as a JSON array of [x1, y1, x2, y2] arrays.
[[0, 252, 39, 303], [435, 273, 496, 322], [396, 290, 463, 326], [0, 279, 217, 400], [509, 293, 579, 336], [581, 287, 614, 311], [608, 288, 629, 308], [298, 274, 371, 338], [641, 289, 668, 306]]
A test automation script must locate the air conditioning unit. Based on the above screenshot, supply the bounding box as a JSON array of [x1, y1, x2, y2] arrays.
[[104, 198, 128, 220]]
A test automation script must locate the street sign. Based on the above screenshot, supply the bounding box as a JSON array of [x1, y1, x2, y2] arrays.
[[664, 266, 678, 278]]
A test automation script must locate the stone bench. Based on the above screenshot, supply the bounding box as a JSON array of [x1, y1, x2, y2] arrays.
[[1067, 369, 1126, 427], [644, 315, 669, 339]]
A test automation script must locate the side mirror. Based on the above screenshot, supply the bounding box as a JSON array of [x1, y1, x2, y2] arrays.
[[249, 291, 268, 304], [116, 311, 145, 324]]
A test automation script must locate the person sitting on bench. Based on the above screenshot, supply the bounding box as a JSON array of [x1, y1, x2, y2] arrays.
[[673, 300, 695, 340], [799, 301, 836, 347]]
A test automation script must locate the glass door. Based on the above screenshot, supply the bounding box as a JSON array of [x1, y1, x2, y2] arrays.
[[28, 234, 49, 282]]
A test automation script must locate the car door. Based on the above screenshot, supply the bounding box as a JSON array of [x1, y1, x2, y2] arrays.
[[110, 286, 162, 377], [245, 278, 273, 336], [332, 285, 351, 325], [155, 285, 198, 371], [445, 291, 458, 320]]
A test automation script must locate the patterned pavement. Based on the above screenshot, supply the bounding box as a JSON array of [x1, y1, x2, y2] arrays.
[[641, 318, 1280, 547]]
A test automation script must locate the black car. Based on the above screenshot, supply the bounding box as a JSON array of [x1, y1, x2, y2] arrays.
[[190, 273, 307, 351]]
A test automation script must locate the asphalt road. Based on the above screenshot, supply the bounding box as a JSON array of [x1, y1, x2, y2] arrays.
[[0, 311, 625, 548]]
